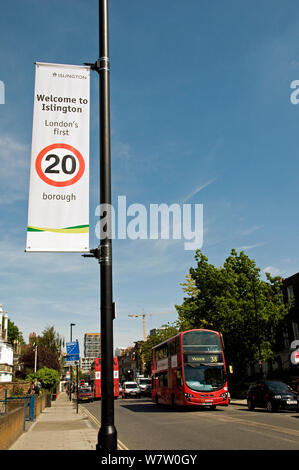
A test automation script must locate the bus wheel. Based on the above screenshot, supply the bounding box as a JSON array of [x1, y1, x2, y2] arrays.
[[155, 394, 159, 406], [171, 395, 175, 409]]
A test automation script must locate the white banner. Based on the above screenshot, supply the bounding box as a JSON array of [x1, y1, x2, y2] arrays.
[[26, 62, 90, 252]]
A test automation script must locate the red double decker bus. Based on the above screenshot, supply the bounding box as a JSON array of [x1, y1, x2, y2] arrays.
[[91, 357, 120, 399], [151, 329, 229, 409]]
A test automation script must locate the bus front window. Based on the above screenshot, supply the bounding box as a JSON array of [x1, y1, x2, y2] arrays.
[[184, 364, 225, 392], [182, 330, 226, 392]]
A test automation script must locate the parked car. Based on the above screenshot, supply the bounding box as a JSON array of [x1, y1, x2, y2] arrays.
[[247, 380, 298, 412], [122, 381, 141, 399], [137, 378, 152, 396], [78, 386, 94, 403]]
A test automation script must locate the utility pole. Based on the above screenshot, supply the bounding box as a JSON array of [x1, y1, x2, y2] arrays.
[[84, 0, 117, 452], [34, 344, 37, 381]]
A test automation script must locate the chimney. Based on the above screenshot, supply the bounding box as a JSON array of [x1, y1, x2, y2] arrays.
[[0, 305, 2, 340], [3, 313, 8, 342]]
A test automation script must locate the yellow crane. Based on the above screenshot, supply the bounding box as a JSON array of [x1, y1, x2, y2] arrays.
[[128, 311, 176, 341]]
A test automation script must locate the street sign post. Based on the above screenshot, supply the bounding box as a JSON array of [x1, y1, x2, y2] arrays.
[[66, 341, 80, 363]]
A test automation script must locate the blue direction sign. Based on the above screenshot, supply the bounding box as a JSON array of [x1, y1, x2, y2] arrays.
[[66, 340, 80, 362]]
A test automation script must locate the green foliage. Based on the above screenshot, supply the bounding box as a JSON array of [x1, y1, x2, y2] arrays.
[[18, 325, 63, 380], [7, 319, 25, 346], [20, 344, 61, 374], [11, 384, 25, 397], [136, 324, 179, 374], [175, 249, 289, 378], [37, 326, 64, 353], [27, 367, 60, 392]]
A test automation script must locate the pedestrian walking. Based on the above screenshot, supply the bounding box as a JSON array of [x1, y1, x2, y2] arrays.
[[27, 382, 34, 395]]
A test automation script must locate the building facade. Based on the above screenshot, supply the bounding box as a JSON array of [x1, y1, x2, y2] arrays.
[[80, 356, 96, 373], [80, 333, 101, 374], [247, 274, 299, 381], [0, 305, 13, 382], [84, 333, 101, 358]]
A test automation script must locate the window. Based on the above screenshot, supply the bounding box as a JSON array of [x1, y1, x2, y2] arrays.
[[287, 285, 294, 301], [292, 321, 299, 340]]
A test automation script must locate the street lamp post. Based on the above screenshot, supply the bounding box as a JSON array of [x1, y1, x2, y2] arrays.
[[69, 323, 76, 401], [34, 344, 37, 381], [83, 0, 117, 452]]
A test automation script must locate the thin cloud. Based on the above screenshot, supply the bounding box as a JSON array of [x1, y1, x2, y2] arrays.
[[240, 225, 262, 236], [263, 266, 281, 276], [180, 178, 216, 204], [236, 242, 266, 251]]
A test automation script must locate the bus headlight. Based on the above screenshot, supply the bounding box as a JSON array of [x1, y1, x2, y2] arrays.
[[184, 393, 194, 401], [220, 393, 227, 399]]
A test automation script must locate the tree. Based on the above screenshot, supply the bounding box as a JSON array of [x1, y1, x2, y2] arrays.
[[135, 324, 179, 375], [6, 319, 25, 346], [38, 326, 64, 353], [176, 249, 289, 378], [19, 344, 61, 374], [27, 367, 60, 392]]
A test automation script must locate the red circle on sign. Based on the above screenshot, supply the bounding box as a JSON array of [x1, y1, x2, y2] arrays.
[[35, 143, 85, 187]]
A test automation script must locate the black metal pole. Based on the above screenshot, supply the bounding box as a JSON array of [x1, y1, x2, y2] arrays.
[[76, 362, 79, 414], [96, 0, 117, 452], [70, 324, 73, 402]]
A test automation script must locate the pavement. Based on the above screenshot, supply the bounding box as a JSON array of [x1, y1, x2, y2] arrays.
[[9, 391, 99, 451], [8, 391, 247, 451]]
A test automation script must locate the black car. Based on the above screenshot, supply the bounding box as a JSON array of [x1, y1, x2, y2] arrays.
[[247, 380, 298, 412]]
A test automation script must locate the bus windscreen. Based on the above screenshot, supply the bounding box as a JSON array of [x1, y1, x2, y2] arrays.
[[182, 330, 225, 392]]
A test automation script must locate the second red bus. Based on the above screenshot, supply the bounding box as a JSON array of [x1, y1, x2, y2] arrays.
[[91, 357, 120, 399]]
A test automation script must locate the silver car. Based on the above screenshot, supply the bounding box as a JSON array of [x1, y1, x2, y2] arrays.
[[122, 381, 141, 399]]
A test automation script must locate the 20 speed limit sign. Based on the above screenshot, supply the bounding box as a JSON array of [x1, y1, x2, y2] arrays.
[[26, 63, 90, 252], [35, 143, 85, 187]]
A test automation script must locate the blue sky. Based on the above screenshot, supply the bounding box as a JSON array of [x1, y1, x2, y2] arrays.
[[1, 0, 299, 354]]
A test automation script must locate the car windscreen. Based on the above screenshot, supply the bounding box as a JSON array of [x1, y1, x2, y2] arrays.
[[266, 381, 292, 393], [79, 388, 91, 393], [126, 383, 137, 389]]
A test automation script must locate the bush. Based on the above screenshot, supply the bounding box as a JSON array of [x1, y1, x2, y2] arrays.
[[26, 367, 60, 392], [11, 384, 25, 397]]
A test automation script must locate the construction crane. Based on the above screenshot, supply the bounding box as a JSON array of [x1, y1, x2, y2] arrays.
[[128, 311, 176, 341]]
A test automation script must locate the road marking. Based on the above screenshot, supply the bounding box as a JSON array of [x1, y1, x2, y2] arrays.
[[79, 405, 129, 450], [189, 411, 299, 439], [244, 426, 297, 444]]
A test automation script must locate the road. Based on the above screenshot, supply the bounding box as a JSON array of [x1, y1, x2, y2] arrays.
[[81, 397, 299, 450]]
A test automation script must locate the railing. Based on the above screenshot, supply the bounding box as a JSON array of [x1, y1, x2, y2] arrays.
[[0, 391, 35, 430]]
